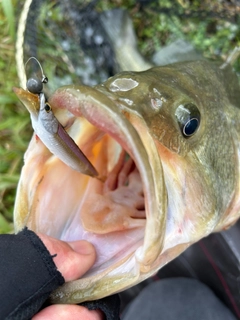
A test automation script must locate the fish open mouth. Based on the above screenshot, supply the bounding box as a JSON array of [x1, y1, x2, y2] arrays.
[[14, 85, 167, 302]]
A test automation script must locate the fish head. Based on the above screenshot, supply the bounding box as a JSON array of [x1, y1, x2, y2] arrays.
[[14, 60, 240, 303]]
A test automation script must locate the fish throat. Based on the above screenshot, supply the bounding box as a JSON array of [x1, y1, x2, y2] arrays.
[[59, 121, 146, 235]]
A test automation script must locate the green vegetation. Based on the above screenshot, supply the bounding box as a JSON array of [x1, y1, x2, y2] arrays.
[[98, 1, 240, 65], [0, 0, 239, 233], [0, 0, 32, 233]]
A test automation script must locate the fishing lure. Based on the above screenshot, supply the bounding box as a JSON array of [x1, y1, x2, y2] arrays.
[[24, 57, 98, 177]]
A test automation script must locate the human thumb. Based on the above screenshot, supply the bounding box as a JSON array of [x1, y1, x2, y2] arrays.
[[37, 233, 96, 282]]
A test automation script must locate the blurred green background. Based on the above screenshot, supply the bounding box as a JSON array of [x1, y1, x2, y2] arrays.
[[0, 0, 239, 233]]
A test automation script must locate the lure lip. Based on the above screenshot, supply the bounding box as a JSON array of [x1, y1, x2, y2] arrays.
[[13, 86, 40, 118]]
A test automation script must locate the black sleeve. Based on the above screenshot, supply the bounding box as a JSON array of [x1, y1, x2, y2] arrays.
[[81, 294, 121, 320], [0, 227, 64, 320], [0, 227, 120, 320]]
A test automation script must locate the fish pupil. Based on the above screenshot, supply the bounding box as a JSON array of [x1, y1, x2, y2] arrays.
[[183, 118, 199, 137]]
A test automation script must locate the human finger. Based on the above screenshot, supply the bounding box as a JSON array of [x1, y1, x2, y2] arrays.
[[32, 304, 104, 320], [37, 233, 96, 281]]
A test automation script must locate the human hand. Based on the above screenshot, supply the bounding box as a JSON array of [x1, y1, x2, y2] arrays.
[[32, 233, 103, 320]]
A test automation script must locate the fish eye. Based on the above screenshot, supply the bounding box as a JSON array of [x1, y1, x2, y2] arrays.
[[175, 103, 201, 138], [26, 76, 43, 94], [44, 103, 51, 113]]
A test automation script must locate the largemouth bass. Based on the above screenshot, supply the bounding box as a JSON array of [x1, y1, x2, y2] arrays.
[[13, 57, 240, 303]]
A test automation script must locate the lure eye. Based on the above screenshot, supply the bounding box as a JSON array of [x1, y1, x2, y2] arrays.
[[44, 103, 51, 113], [175, 103, 201, 138], [26, 76, 43, 94]]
